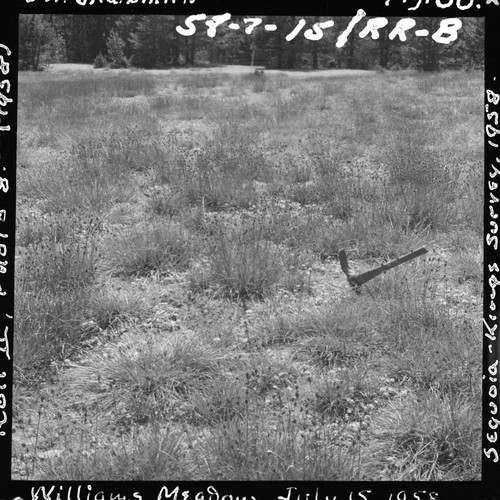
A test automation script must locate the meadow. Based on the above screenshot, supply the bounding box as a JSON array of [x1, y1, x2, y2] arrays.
[[13, 65, 483, 480]]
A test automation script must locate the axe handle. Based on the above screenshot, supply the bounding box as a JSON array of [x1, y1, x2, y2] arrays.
[[380, 247, 428, 272], [351, 266, 387, 286], [351, 247, 428, 286]]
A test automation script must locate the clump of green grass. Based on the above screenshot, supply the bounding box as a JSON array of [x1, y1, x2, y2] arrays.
[[104, 221, 196, 277], [450, 247, 482, 286], [367, 391, 481, 480], [71, 125, 166, 173], [188, 377, 247, 426], [311, 369, 378, 422], [19, 82, 165, 205], [15, 288, 92, 383], [152, 105, 271, 212], [163, 144, 261, 212], [252, 300, 374, 347], [363, 258, 450, 350], [145, 185, 186, 217], [18, 221, 98, 294], [15, 212, 100, 381], [205, 218, 284, 301], [382, 285, 480, 395], [363, 255, 481, 399], [301, 334, 369, 369], [388, 333, 479, 396], [279, 172, 431, 262], [383, 121, 458, 230], [250, 202, 319, 250], [285, 161, 313, 185], [243, 354, 300, 396], [202, 387, 360, 480], [66, 331, 226, 427], [17, 211, 100, 247], [363, 255, 442, 301], [398, 181, 456, 231], [280, 136, 369, 219], [40, 421, 192, 480], [183, 172, 258, 211], [88, 287, 150, 330], [21, 156, 135, 213]]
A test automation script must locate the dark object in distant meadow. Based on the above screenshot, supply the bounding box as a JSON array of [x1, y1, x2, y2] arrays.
[[254, 69, 265, 76], [339, 247, 428, 291]]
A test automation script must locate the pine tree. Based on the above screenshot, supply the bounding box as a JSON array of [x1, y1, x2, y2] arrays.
[[19, 15, 59, 70], [130, 16, 176, 69], [106, 29, 127, 68]]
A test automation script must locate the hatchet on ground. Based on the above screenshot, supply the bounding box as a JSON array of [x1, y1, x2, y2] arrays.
[[338, 247, 428, 289]]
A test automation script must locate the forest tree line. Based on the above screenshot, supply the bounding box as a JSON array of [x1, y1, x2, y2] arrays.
[[19, 14, 484, 72]]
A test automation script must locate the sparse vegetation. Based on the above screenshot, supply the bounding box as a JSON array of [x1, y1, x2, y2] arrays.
[[104, 221, 196, 277], [14, 66, 482, 481]]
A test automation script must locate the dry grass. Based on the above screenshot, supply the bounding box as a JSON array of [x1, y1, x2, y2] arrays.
[[14, 67, 482, 481]]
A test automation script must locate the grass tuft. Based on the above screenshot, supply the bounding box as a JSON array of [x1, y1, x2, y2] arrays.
[[104, 221, 196, 277]]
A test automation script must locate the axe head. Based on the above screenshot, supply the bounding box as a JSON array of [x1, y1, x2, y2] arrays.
[[338, 249, 351, 278]]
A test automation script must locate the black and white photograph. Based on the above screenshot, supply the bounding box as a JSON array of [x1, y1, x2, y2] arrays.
[[8, 9, 488, 488]]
